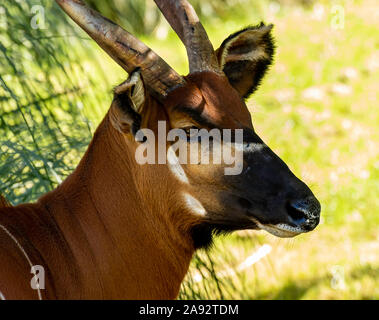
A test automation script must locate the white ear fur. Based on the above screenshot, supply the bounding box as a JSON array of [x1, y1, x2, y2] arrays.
[[216, 23, 275, 99], [114, 69, 145, 114], [110, 69, 146, 135], [218, 25, 273, 69]]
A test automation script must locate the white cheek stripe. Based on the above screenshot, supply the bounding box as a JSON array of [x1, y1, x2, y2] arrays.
[[167, 147, 189, 184], [0, 224, 42, 300], [0, 290, 6, 300], [183, 193, 206, 216]]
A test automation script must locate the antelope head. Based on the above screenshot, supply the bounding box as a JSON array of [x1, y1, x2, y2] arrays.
[[57, 0, 321, 249]]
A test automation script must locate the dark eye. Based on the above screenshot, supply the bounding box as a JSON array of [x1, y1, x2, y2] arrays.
[[183, 126, 200, 141], [183, 126, 199, 134]]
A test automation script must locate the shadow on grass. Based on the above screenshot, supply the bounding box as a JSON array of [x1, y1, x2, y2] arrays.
[[349, 264, 379, 280], [271, 278, 325, 300], [255, 264, 379, 300]]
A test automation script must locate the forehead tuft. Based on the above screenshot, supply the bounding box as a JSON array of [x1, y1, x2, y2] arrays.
[[165, 71, 252, 129]]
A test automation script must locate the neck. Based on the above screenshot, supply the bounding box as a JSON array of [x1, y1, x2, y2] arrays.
[[39, 115, 196, 299]]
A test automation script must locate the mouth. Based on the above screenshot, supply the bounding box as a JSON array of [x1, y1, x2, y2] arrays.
[[249, 217, 305, 238]]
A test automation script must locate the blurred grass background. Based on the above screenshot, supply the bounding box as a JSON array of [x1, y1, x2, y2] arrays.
[[0, 0, 378, 299]]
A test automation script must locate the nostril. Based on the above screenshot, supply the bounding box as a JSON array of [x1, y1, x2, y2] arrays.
[[286, 201, 307, 224]]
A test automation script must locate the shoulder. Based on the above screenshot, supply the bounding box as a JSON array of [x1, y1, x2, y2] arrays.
[[0, 204, 52, 299], [0, 223, 41, 299]]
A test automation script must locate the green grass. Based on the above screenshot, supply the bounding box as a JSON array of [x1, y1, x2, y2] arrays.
[[179, 0, 379, 299], [1, 0, 378, 299]]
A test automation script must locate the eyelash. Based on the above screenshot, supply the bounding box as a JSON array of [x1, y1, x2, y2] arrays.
[[183, 126, 200, 141], [183, 126, 199, 134]]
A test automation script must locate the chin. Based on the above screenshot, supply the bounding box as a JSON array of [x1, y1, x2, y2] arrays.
[[190, 220, 258, 250]]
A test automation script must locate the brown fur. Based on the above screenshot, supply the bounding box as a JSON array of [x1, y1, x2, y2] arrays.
[[0, 3, 320, 299], [0, 111, 204, 299], [0, 73, 259, 299], [0, 196, 10, 208]]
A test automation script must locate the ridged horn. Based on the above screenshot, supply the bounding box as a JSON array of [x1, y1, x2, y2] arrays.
[[55, 0, 185, 98], [154, 0, 221, 74]]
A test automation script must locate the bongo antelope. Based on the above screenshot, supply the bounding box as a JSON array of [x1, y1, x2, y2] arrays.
[[0, 0, 320, 299]]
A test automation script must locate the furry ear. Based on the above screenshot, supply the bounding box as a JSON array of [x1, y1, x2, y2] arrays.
[[109, 69, 145, 136], [216, 23, 275, 99]]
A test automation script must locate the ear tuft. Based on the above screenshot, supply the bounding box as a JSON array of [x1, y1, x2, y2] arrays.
[[216, 23, 276, 99], [110, 69, 145, 136]]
